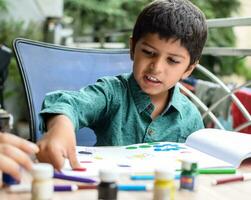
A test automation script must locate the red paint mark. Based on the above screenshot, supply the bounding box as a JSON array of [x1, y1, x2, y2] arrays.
[[73, 167, 87, 171]]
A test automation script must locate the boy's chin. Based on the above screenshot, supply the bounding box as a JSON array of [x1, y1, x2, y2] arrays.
[[142, 89, 167, 97]]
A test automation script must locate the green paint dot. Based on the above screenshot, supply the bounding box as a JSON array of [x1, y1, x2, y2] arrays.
[[139, 145, 152, 148], [147, 142, 160, 145], [126, 146, 137, 150]]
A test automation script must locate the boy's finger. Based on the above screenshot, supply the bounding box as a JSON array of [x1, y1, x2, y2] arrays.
[[68, 147, 81, 169], [36, 151, 63, 171], [36, 140, 65, 170], [48, 149, 65, 170]]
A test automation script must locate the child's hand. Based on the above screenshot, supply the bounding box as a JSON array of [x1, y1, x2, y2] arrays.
[[0, 133, 39, 181], [36, 115, 80, 170]]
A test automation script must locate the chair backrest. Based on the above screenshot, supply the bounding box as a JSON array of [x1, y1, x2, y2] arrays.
[[13, 38, 132, 146]]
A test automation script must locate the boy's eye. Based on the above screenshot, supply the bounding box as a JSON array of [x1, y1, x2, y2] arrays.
[[142, 49, 155, 57], [167, 57, 180, 64]]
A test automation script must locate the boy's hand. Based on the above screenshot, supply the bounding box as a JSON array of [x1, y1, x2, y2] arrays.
[[36, 115, 81, 170], [0, 133, 39, 181]]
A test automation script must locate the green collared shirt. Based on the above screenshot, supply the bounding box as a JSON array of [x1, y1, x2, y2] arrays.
[[40, 73, 204, 146]]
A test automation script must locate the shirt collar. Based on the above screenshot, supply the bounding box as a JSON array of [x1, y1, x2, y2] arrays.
[[129, 73, 184, 118], [162, 85, 184, 119], [129, 73, 151, 113]]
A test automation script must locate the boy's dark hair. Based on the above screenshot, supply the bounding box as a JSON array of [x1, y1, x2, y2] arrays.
[[132, 0, 207, 65]]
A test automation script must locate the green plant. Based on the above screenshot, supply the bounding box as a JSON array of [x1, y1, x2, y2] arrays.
[[64, 0, 151, 43], [0, 19, 43, 122], [64, 0, 250, 80], [190, 0, 250, 81], [0, 0, 6, 11], [0, 19, 42, 85]]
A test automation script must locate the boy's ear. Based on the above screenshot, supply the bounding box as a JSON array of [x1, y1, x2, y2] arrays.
[[129, 37, 134, 60], [181, 61, 198, 80]]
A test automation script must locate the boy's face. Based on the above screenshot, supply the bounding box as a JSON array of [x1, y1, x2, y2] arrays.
[[130, 33, 196, 100]]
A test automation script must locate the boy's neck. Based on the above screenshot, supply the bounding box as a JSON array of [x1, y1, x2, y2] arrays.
[[150, 91, 170, 119]]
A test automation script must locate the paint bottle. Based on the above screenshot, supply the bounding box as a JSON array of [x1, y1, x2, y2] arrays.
[[31, 163, 54, 200], [153, 168, 175, 200], [2, 173, 20, 186], [0, 108, 18, 187], [179, 158, 198, 191], [98, 169, 118, 200]]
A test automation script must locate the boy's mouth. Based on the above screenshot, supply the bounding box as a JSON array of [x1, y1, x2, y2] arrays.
[[145, 75, 161, 84], [144, 75, 161, 84]]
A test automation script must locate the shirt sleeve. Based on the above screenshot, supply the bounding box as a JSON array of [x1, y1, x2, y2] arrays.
[[39, 77, 117, 133]]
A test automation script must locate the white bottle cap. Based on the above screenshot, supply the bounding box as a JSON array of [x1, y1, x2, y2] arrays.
[[31, 163, 53, 180], [99, 168, 118, 182], [181, 158, 198, 171], [155, 167, 175, 180]]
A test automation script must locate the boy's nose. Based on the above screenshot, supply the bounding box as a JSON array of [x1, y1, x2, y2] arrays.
[[150, 58, 163, 73]]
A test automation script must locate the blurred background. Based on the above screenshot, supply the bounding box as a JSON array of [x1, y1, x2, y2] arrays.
[[0, 0, 251, 138]]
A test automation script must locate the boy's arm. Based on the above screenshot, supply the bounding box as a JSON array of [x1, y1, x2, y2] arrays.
[[36, 114, 80, 170]]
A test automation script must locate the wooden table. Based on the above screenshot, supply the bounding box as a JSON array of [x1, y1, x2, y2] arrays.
[[1, 160, 251, 200]]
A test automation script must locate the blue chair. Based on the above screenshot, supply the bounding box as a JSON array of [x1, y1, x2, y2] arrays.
[[13, 38, 132, 146]]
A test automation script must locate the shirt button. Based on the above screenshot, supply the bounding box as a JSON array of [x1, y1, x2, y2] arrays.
[[148, 129, 154, 135]]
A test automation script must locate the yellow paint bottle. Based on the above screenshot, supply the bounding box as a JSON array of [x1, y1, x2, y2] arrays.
[[153, 168, 175, 200]]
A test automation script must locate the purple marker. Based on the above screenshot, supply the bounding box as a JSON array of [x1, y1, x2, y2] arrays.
[[54, 185, 78, 192], [7, 184, 97, 193], [53, 172, 96, 184]]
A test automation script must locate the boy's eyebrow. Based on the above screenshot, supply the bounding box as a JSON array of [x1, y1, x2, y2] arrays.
[[141, 42, 186, 59], [168, 53, 186, 59], [141, 41, 155, 49]]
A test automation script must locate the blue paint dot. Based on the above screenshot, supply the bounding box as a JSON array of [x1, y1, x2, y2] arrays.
[[153, 145, 164, 148], [169, 144, 179, 147], [163, 148, 172, 151], [162, 144, 172, 147]]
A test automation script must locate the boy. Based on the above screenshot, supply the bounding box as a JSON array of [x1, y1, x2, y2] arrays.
[[37, 0, 207, 170]]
